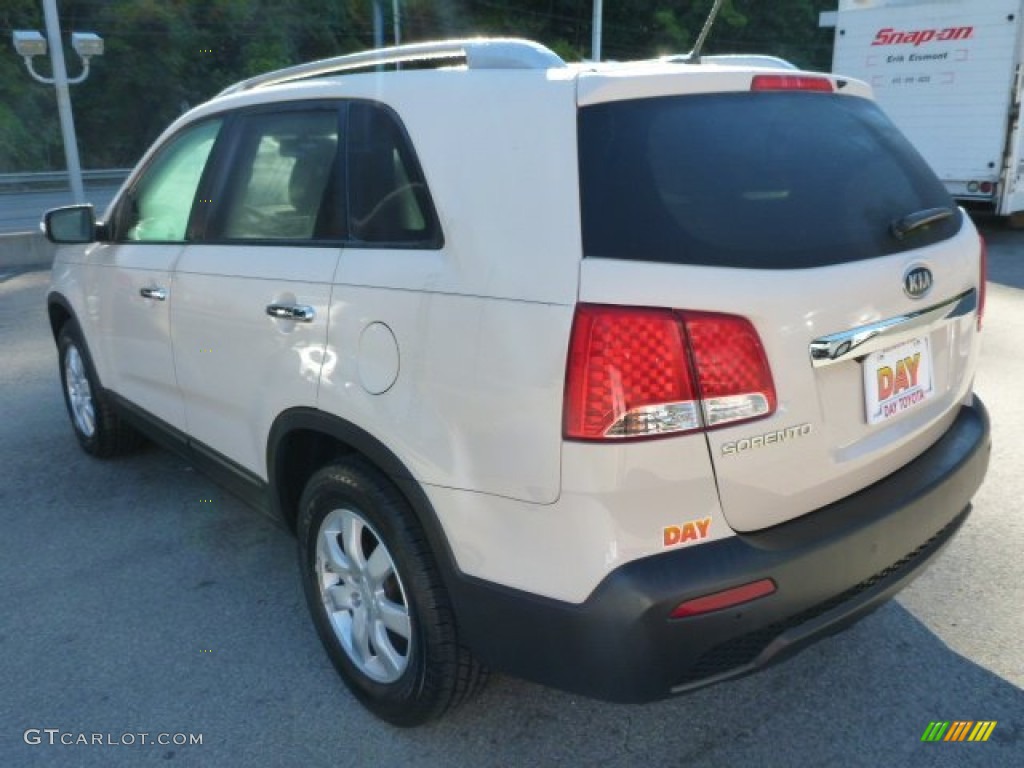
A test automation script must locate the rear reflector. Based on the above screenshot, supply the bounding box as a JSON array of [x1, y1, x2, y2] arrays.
[[751, 74, 834, 93], [978, 235, 988, 331], [563, 305, 776, 440], [670, 579, 777, 619]]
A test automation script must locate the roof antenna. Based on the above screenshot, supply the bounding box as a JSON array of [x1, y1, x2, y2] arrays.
[[686, 0, 726, 64]]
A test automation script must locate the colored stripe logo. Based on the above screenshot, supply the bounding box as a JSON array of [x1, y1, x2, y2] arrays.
[[921, 721, 997, 742]]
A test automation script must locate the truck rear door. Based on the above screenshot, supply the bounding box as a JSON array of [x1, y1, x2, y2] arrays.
[[833, 0, 1021, 206]]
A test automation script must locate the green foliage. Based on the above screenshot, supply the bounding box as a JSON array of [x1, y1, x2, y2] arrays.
[[0, 0, 837, 171]]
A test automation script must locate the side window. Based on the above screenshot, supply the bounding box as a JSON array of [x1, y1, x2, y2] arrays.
[[214, 110, 340, 241], [118, 119, 222, 242], [347, 102, 441, 247]]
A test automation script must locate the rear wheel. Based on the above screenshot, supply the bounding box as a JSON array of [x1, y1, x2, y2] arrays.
[[57, 321, 142, 457], [297, 459, 486, 726]]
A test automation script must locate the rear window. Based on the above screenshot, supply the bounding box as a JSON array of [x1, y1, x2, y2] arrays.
[[578, 92, 961, 269]]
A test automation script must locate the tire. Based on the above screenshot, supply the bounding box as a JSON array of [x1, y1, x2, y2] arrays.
[[57, 320, 142, 457], [297, 459, 487, 726]]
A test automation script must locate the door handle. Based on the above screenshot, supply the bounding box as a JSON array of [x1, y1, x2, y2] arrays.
[[266, 303, 315, 322], [140, 287, 167, 301]]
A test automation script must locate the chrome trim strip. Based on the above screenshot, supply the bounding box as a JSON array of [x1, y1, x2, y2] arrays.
[[809, 289, 975, 368]]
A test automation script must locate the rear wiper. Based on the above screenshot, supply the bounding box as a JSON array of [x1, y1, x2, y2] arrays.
[[890, 207, 954, 240]]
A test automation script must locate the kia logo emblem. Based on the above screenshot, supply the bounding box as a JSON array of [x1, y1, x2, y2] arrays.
[[903, 265, 933, 299]]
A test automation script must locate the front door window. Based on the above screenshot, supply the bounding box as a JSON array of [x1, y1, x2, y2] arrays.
[[118, 119, 222, 242]]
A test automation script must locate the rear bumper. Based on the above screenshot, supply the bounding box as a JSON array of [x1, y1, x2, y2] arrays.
[[449, 397, 991, 702]]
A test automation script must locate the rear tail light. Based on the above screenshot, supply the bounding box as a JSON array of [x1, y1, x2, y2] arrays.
[[686, 313, 778, 427], [750, 74, 834, 92], [564, 305, 776, 440], [978, 235, 988, 331]]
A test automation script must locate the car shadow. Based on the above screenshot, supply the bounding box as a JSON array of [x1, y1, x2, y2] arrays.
[[421, 602, 1023, 767]]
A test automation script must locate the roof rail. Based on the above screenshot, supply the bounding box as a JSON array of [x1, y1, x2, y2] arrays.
[[219, 38, 566, 96]]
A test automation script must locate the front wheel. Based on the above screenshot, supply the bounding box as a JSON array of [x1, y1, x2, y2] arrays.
[[297, 460, 487, 726], [57, 321, 142, 457]]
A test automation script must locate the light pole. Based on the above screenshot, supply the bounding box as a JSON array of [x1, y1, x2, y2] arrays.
[[371, 0, 401, 50], [372, 1, 384, 49], [12, 0, 103, 204]]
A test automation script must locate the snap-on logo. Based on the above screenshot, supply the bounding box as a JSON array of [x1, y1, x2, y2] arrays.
[[871, 26, 973, 47]]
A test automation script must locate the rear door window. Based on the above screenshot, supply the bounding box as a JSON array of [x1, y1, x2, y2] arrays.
[[210, 109, 341, 241], [578, 92, 960, 269]]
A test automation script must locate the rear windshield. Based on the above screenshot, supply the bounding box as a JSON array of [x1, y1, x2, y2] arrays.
[[578, 92, 961, 269]]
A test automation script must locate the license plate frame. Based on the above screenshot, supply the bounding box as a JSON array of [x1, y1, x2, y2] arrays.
[[863, 336, 935, 425]]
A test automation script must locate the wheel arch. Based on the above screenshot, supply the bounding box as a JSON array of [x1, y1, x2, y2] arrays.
[[267, 408, 461, 582], [47, 293, 106, 389], [46, 291, 76, 344]]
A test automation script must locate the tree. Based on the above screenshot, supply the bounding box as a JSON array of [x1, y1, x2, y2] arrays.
[[0, 0, 839, 171]]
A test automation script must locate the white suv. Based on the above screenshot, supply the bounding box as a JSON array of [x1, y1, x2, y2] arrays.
[[44, 39, 991, 725]]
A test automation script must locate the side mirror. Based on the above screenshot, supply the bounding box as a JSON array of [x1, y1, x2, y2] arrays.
[[43, 205, 97, 244]]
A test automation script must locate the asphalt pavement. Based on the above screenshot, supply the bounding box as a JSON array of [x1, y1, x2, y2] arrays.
[[0, 221, 1021, 767]]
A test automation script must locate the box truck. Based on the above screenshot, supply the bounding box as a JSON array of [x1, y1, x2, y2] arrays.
[[828, 0, 1024, 220]]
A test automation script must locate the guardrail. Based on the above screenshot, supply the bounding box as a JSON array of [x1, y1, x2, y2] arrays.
[[0, 169, 131, 191]]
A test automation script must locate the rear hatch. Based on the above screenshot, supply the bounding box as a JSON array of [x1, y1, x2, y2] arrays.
[[574, 67, 984, 532]]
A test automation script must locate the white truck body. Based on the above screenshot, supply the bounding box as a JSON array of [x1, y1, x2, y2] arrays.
[[830, 0, 1024, 216]]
